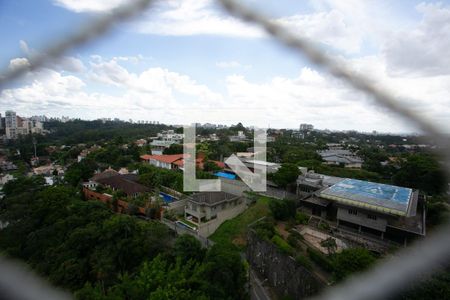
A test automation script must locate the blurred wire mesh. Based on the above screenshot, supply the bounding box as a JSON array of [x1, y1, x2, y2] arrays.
[[0, 0, 448, 299]]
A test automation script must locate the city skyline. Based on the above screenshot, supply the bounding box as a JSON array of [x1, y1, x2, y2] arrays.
[[1, 0, 450, 133]]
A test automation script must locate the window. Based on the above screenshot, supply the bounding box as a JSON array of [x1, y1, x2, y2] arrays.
[[367, 214, 377, 220], [348, 208, 358, 215]]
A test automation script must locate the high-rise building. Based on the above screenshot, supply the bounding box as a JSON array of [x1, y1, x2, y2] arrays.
[[3, 110, 44, 139], [300, 123, 314, 131], [5, 111, 17, 139]]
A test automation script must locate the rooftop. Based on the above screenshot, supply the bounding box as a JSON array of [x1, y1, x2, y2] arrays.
[[189, 191, 238, 205], [319, 178, 414, 216], [140, 154, 185, 164], [96, 174, 151, 196]]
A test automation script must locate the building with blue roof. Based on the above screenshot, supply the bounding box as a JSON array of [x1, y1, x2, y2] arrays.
[[296, 172, 425, 246]]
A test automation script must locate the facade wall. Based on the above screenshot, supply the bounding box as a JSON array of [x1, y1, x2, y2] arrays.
[[149, 159, 171, 169], [197, 201, 247, 237], [165, 199, 186, 215], [337, 206, 388, 232]]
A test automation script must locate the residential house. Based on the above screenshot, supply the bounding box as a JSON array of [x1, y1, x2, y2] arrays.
[[318, 149, 363, 168], [86, 168, 151, 198], [140, 154, 224, 171], [135, 139, 147, 147], [184, 191, 246, 236], [140, 154, 185, 170], [229, 131, 248, 142]]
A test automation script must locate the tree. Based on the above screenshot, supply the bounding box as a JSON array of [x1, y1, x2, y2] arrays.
[[173, 235, 205, 263], [392, 153, 447, 195], [163, 144, 183, 155], [320, 237, 337, 255], [201, 244, 248, 299], [269, 199, 296, 220], [272, 163, 300, 187], [333, 248, 376, 281], [203, 160, 221, 172], [65, 158, 97, 187]]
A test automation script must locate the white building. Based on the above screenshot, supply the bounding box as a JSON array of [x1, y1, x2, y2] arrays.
[[4, 111, 44, 139], [229, 131, 247, 142], [318, 149, 363, 168], [157, 130, 184, 143]]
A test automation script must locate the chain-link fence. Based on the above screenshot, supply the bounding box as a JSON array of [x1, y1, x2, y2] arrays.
[[1, 1, 449, 299]]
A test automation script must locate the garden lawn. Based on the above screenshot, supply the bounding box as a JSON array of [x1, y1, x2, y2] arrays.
[[210, 196, 271, 249]]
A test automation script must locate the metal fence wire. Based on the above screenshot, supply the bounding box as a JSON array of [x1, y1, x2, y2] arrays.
[[0, 0, 449, 299]]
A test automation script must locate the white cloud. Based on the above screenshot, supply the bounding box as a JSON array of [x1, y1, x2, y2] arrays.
[[383, 2, 450, 77], [4, 54, 450, 132], [216, 61, 251, 69], [17, 40, 86, 73], [278, 10, 362, 54], [52, 0, 127, 13], [135, 0, 262, 37], [9, 58, 31, 71], [52, 0, 368, 54], [88, 57, 222, 104]]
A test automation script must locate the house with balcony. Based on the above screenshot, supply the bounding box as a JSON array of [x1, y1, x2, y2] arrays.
[[184, 192, 246, 236]]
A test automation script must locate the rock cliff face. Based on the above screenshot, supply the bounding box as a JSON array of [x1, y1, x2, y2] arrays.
[[247, 230, 324, 299]]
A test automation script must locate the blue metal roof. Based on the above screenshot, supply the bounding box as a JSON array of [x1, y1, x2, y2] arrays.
[[319, 178, 413, 215]]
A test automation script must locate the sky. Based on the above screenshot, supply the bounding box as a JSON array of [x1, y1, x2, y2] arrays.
[[0, 0, 450, 133]]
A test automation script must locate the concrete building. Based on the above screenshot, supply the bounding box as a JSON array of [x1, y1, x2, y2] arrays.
[[229, 131, 247, 142], [140, 154, 184, 170], [157, 130, 184, 143], [318, 149, 363, 168], [297, 176, 425, 245], [225, 156, 281, 174], [300, 123, 314, 131], [184, 191, 246, 236], [5, 111, 17, 139], [4, 111, 44, 139], [147, 130, 183, 154], [149, 140, 175, 155]]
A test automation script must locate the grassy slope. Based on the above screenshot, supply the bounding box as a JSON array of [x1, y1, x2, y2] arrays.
[[209, 196, 270, 249]]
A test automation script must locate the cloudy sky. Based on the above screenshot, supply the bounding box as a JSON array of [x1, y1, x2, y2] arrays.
[[1, 0, 449, 133]]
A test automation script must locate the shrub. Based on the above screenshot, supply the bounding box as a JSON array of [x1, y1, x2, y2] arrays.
[[287, 234, 299, 248], [253, 218, 276, 241], [295, 211, 309, 225], [295, 254, 313, 271], [318, 221, 330, 231], [269, 199, 296, 220], [271, 235, 294, 255], [288, 229, 303, 240], [307, 247, 334, 272], [333, 248, 376, 281]]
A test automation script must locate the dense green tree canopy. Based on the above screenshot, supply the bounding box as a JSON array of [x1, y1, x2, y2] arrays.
[[392, 153, 447, 195], [272, 163, 301, 187], [332, 248, 376, 281], [0, 174, 247, 299]]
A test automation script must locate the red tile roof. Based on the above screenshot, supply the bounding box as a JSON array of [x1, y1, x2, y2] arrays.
[[140, 154, 225, 170], [140, 154, 185, 164]]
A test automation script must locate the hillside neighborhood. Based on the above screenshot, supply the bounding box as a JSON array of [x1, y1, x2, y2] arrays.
[[0, 113, 448, 299]]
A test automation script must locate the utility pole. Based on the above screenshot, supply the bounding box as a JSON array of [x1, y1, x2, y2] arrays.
[[32, 137, 37, 158]]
